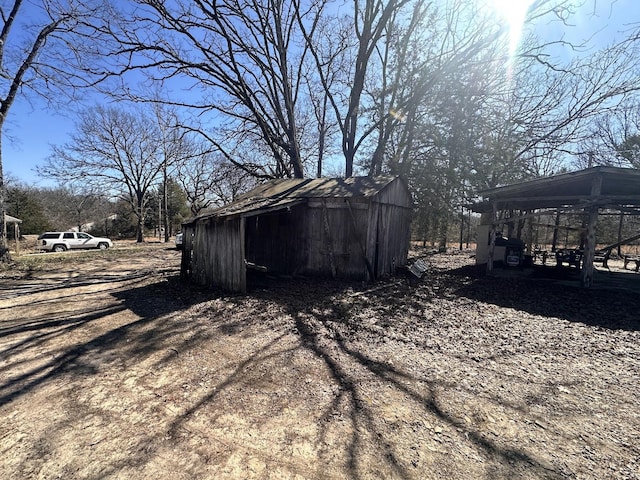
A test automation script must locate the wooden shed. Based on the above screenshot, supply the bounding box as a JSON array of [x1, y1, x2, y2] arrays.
[[180, 176, 413, 293]]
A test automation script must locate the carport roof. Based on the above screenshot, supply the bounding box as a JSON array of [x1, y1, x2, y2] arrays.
[[471, 166, 640, 213]]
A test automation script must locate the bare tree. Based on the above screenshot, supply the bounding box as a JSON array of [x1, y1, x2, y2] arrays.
[[82, 0, 449, 180], [298, 0, 425, 177], [382, 0, 640, 246], [338, 0, 414, 177], [40, 106, 175, 242], [502, 39, 640, 178], [0, 0, 111, 261], [151, 103, 192, 241], [575, 103, 640, 169], [90, 0, 334, 179], [298, 13, 348, 178], [364, 1, 434, 177], [173, 147, 218, 216], [176, 149, 258, 216], [39, 186, 105, 231]]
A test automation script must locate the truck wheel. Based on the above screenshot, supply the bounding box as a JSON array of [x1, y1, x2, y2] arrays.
[[53, 244, 67, 253], [98, 242, 109, 250]]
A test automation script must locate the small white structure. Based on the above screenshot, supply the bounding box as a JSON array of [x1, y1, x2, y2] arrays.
[[3, 214, 22, 254]]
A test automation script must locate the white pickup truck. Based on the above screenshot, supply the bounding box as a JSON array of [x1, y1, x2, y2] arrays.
[[36, 232, 113, 253]]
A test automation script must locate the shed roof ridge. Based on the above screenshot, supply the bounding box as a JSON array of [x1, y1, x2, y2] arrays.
[[186, 175, 402, 223]]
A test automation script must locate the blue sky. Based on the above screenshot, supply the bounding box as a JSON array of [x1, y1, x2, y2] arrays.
[[4, 96, 68, 186], [3, 0, 638, 186]]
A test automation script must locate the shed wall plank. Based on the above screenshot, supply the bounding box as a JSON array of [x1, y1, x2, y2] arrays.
[[189, 218, 245, 292]]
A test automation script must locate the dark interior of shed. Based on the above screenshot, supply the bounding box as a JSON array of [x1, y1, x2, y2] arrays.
[[244, 208, 299, 277]]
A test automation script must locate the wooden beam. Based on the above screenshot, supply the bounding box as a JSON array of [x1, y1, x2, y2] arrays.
[[581, 174, 602, 288], [308, 199, 368, 209], [493, 195, 592, 204], [492, 194, 640, 205], [530, 223, 586, 232], [492, 200, 640, 228], [346, 199, 375, 281], [321, 199, 337, 279], [597, 231, 640, 252], [491, 205, 599, 227], [245, 261, 267, 272], [487, 202, 497, 274], [14, 223, 19, 256]]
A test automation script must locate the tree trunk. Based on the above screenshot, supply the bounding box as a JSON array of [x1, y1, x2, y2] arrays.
[[438, 214, 449, 251], [163, 168, 169, 242], [317, 121, 325, 179], [459, 209, 464, 251], [290, 150, 305, 179], [0, 130, 10, 263], [344, 102, 359, 178], [136, 196, 145, 243]]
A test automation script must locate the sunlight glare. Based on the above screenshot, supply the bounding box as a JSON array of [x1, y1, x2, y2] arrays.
[[489, 0, 534, 58]]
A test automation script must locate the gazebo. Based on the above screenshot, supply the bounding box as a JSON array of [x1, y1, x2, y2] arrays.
[[471, 166, 640, 287]]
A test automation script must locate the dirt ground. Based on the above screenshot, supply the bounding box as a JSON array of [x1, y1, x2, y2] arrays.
[[1, 244, 639, 479]]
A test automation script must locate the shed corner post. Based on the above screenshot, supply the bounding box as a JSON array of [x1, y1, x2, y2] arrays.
[[581, 174, 602, 288], [14, 223, 19, 256], [486, 201, 497, 274], [240, 216, 247, 294], [179, 225, 192, 281], [581, 206, 599, 288]]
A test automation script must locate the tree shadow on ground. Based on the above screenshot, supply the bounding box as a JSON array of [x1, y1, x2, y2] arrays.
[[211, 275, 569, 479], [3, 261, 630, 479], [0, 275, 210, 408]]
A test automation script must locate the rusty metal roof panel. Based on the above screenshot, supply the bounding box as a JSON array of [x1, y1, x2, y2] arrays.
[[189, 176, 401, 223], [203, 197, 304, 219], [234, 176, 398, 201]]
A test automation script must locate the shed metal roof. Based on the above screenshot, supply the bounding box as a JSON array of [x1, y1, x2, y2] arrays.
[[472, 166, 640, 213], [189, 176, 403, 222]]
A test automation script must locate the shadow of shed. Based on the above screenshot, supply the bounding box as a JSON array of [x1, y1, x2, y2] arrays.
[[180, 176, 413, 293]]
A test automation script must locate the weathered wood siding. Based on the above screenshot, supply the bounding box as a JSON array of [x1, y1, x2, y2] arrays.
[[363, 180, 412, 279], [368, 179, 413, 278], [242, 178, 412, 281], [181, 177, 413, 291], [367, 201, 412, 278], [185, 217, 246, 293], [299, 199, 371, 279], [240, 200, 371, 279]]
